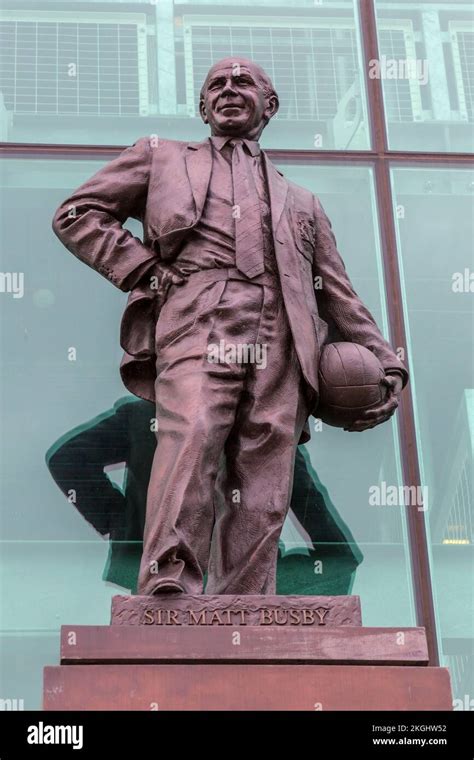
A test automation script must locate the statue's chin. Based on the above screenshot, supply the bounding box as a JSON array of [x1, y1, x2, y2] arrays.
[[218, 119, 244, 130], [212, 121, 253, 137]]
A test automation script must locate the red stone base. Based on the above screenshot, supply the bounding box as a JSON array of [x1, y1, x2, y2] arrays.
[[43, 597, 453, 711], [44, 663, 452, 711]]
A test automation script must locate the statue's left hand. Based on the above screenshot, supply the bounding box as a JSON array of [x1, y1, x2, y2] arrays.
[[344, 373, 403, 432], [144, 261, 188, 308]]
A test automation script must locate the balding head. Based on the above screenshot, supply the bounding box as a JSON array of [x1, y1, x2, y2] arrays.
[[200, 57, 278, 105], [199, 57, 279, 140]]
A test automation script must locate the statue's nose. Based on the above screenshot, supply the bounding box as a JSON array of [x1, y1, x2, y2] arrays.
[[221, 79, 238, 95]]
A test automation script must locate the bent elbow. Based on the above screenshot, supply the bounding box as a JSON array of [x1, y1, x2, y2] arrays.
[[51, 205, 65, 239], [52, 200, 76, 241]]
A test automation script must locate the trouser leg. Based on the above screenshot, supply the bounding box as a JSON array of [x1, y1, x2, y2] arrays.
[[138, 276, 311, 596], [206, 286, 311, 594], [137, 364, 241, 594], [137, 278, 257, 594]]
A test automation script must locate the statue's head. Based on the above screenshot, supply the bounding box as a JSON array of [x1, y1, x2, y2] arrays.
[[199, 57, 279, 141]]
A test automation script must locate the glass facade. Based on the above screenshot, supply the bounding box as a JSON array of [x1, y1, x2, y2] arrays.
[[375, 0, 474, 153], [0, 0, 371, 149], [391, 165, 474, 700], [0, 0, 472, 710]]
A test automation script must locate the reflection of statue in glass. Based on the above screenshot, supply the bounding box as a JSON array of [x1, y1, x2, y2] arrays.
[[46, 397, 363, 595], [52, 58, 407, 596]]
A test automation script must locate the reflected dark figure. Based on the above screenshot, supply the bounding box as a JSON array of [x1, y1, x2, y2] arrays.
[[46, 397, 363, 595]]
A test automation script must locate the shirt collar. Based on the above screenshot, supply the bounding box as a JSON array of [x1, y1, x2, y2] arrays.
[[210, 135, 261, 157]]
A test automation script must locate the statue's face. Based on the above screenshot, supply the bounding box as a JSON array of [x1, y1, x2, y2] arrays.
[[199, 62, 277, 140]]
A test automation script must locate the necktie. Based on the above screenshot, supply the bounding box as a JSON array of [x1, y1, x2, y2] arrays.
[[230, 139, 265, 278]]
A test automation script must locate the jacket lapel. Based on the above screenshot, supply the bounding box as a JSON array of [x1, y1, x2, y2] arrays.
[[262, 151, 289, 237], [184, 139, 213, 224], [183, 140, 288, 238]]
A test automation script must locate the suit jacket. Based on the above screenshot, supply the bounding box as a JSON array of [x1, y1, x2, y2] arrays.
[[52, 136, 408, 441]]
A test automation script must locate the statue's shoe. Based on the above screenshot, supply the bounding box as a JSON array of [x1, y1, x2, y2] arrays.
[[151, 580, 185, 595]]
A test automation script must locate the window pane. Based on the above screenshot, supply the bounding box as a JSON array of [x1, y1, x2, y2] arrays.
[[392, 164, 474, 703], [278, 162, 414, 625], [0, 158, 416, 707], [375, 0, 474, 152], [0, 0, 370, 150]]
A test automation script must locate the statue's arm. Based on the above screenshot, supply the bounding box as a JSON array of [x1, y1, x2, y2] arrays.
[[312, 194, 408, 387], [51, 137, 156, 292]]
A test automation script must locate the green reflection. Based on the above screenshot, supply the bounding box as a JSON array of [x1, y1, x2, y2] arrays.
[[45, 396, 364, 595]]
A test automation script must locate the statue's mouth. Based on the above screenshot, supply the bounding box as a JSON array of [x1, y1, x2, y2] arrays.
[[219, 103, 244, 114]]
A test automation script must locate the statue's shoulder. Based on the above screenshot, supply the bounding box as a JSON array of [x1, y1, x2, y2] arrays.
[[286, 178, 316, 208], [132, 135, 197, 157]]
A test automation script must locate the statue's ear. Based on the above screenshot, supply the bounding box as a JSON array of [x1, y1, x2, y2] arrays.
[[265, 93, 279, 122], [199, 98, 209, 124]]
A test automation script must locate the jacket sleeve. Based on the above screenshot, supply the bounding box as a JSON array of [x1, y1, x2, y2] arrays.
[[52, 137, 157, 292], [312, 195, 409, 387]]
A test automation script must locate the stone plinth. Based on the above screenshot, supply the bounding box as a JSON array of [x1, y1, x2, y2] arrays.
[[43, 594, 453, 711], [44, 663, 452, 711], [111, 593, 362, 627], [60, 624, 428, 665]]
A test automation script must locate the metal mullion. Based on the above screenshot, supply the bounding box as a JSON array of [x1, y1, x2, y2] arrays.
[[35, 22, 38, 114], [1, 145, 472, 165], [13, 22, 17, 113], [360, 0, 441, 665]]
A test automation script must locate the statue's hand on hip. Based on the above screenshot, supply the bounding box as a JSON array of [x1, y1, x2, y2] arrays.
[[145, 261, 187, 308]]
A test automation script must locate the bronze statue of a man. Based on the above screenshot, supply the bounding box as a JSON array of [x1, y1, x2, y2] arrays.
[[52, 58, 408, 596]]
